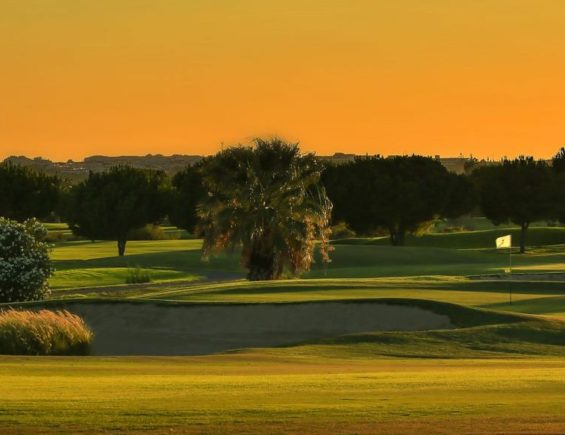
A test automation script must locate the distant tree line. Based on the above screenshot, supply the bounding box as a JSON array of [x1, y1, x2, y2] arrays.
[[1, 144, 564, 279], [323, 149, 564, 253]]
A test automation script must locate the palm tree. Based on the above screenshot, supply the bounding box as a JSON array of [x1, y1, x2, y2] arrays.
[[198, 138, 333, 280]]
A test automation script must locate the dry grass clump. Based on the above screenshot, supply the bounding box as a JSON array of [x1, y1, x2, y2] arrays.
[[0, 309, 93, 355]]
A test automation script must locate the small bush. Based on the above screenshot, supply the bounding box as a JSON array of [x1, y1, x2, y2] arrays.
[[44, 230, 82, 243], [0, 309, 93, 355], [127, 224, 169, 241], [331, 222, 356, 239], [126, 267, 152, 284], [44, 230, 67, 243], [441, 226, 467, 233]]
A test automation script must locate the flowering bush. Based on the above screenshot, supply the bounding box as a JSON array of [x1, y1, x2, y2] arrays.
[[0, 218, 53, 302]]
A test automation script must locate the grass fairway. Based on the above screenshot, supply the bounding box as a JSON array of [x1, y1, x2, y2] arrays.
[[49, 239, 242, 289], [48, 226, 565, 289], [1, 355, 564, 434], [2, 225, 562, 433]]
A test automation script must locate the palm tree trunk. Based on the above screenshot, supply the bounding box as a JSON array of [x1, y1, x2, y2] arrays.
[[247, 241, 276, 280]]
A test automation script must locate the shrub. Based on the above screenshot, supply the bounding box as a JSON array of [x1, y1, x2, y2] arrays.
[[44, 229, 82, 243], [127, 224, 168, 241], [44, 230, 67, 243], [0, 309, 93, 355], [0, 218, 53, 302], [330, 222, 356, 239], [126, 267, 152, 284], [441, 226, 467, 233]]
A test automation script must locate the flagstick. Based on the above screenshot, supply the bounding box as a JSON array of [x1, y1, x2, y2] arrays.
[[496, 234, 513, 306], [508, 245, 512, 305]]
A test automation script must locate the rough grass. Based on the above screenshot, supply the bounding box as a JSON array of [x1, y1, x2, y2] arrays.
[[0, 309, 93, 355]]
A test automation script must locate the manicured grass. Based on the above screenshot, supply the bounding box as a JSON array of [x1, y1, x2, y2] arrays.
[[51, 239, 203, 261], [49, 236, 565, 288], [51, 267, 200, 289], [49, 239, 242, 289], [0, 355, 563, 433], [4, 225, 563, 433], [303, 318, 565, 358], [43, 223, 71, 232], [99, 276, 561, 318], [334, 226, 565, 250]]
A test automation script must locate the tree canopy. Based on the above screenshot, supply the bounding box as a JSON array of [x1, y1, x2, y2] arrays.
[[552, 147, 565, 174], [0, 163, 62, 221], [323, 155, 473, 245], [169, 162, 206, 235], [198, 138, 332, 280], [551, 147, 565, 223], [473, 157, 552, 253], [64, 166, 170, 256]]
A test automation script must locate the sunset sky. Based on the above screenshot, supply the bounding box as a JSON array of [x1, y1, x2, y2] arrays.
[[1, 0, 565, 161]]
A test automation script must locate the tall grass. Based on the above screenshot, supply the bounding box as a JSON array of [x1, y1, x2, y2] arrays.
[[0, 309, 93, 355], [128, 225, 175, 240], [126, 267, 152, 284]]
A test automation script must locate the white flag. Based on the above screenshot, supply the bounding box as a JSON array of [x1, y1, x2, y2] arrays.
[[496, 235, 512, 249]]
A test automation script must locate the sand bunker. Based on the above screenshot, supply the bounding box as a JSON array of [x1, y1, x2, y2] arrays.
[[63, 301, 453, 356]]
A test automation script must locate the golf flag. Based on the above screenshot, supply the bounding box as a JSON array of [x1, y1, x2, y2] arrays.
[[496, 235, 512, 249]]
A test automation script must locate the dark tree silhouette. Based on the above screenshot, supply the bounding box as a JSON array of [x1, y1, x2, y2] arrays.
[[169, 161, 207, 235], [473, 157, 552, 253], [0, 163, 62, 221], [551, 147, 565, 223], [64, 166, 170, 256], [323, 156, 471, 245], [552, 147, 565, 174], [199, 138, 332, 280]]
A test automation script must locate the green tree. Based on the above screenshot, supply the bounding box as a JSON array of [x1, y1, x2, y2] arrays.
[[0, 218, 53, 302], [64, 166, 170, 256], [0, 163, 61, 221], [323, 156, 470, 245], [473, 157, 552, 253], [551, 147, 565, 222], [169, 162, 206, 234], [552, 147, 565, 173], [442, 172, 478, 219], [199, 138, 332, 280]]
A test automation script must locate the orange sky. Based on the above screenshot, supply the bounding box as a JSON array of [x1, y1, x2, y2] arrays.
[[1, 0, 565, 161]]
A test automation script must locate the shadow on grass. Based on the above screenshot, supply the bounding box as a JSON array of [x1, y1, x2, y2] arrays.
[[54, 249, 243, 274]]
